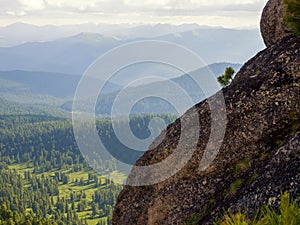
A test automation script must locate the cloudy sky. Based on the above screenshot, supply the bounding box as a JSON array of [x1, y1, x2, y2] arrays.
[[0, 0, 268, 28]]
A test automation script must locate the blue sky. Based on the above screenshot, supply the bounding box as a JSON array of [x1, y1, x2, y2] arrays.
[[0, 0, 268, 27]]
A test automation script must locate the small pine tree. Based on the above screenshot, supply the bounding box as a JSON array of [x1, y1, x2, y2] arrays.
[[283, 0, 300, 35], [217, 67, 235, 87]]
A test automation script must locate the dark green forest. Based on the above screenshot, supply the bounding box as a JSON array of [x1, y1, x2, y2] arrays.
[[0, 113, 176, 225]]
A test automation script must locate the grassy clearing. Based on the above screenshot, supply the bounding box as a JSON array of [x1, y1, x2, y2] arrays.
[[109, 171, 127, 184], [8, 162, 124, 225]]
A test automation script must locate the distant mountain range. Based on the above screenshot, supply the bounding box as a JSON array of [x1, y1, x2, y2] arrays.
[[0, 70, 121, 105], [0, 23, 261, 116], [0, 97, 68, 116], [0, 63, 241, 115], [0, 27, 264, 74], [62, 62, 242, 115], [0, 23, 204, 47]]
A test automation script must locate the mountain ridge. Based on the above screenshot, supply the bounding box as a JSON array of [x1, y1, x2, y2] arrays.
[[60, 62, 242, 115], [0, 28, 263, 74]]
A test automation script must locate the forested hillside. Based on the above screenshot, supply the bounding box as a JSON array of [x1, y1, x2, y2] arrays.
[[0, 114, 175, 224]]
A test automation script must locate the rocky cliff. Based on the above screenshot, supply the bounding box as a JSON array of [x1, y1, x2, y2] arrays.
[[113, 1, 300, 224]]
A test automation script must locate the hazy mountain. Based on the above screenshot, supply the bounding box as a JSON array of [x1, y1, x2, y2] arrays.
[[0, 97, 68, 116], [0, 23, 202, 47], [156, 28, 265, 63], [0, 28, 263, 74], [0, 22, 126, 47], [62, 62, 242, 115], [0, 33, 124, 74], [0, 70, 121, 105], [114, 23, 204, 39]]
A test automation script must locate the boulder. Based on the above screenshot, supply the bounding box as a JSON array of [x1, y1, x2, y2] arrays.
[[260, 0, 292, 47]]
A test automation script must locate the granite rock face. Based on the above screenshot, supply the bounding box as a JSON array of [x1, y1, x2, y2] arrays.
[[112, 0, 300, 223], [260, 0, 292, 47], [202, 130, 300, 224], [113, 34, 300, 225]]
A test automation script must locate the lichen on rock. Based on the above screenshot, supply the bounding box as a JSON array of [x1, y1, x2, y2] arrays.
[[112, 34, 300, 225], [112, 0, 300, 224]]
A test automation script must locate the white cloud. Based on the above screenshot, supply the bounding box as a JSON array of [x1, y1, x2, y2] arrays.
[[6, 10, 27, 16], [189, 0, 259, 5], [124, 0, 170, 7], [18, 0, 45, 10], [0, 0, 268, 27], [44, 0, 99, 11], [123, 0, 264, 10]]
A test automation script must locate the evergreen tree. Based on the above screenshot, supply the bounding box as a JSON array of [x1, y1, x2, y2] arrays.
[[217, 67, 235, 87]]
